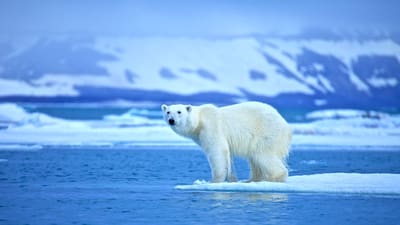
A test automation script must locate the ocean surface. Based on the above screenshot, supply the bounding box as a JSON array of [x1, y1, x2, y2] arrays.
[[1, 146, 400, 225], [0, 104, 399, 224]]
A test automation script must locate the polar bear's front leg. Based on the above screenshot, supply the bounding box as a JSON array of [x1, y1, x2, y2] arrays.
[[206, 147, 230, 183]]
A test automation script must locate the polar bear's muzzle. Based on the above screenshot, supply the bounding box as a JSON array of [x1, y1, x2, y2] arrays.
[[168, 118, 175, 126]]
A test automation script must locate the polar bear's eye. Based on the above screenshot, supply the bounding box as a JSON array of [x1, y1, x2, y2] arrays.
[[177, 111, 181, 114], [167, 111, 170, 114]]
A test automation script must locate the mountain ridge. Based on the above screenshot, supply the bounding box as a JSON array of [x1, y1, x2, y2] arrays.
[[0, 35, 399, 109]]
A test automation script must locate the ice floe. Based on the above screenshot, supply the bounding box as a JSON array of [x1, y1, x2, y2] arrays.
[[175, 173, 400, 195]]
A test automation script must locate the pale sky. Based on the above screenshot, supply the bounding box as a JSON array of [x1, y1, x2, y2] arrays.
[[0, 0, 399, 36]]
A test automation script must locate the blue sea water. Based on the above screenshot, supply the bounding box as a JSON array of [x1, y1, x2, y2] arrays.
[[1, 146, 400, 225], [0, 104, 399, 224]]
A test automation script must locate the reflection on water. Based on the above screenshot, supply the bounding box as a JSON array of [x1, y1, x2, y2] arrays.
[[185, 191, 291, 225], [207, 192, 288, 202]]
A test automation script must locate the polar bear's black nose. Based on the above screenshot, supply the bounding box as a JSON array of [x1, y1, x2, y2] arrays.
[[168, 118, 175, 125]]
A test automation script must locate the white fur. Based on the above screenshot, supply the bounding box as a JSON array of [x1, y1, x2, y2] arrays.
[[161, 102, 291, 183]]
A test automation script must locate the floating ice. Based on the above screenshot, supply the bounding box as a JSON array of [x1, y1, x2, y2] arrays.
[[0, 144, 43, 151], [175, 173, 400, 195], [300, 160, 326, 165], [292, 109, 400, 147], [0, 103, 399, 148], [0, 103, 74, 128], [306, 109, 389, 120], [103, 108, 164, 126], [0, 103, 29, 122]]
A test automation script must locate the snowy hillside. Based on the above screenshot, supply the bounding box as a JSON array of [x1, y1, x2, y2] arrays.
[[0, 35, 399, 108]]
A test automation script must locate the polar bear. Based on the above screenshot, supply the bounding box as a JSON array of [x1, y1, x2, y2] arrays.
[[161, 101, 291, 183]]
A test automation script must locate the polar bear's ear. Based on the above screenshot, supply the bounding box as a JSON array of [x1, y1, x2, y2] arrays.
[[161, 104, 168, 112], [186, 105, 192, 113]]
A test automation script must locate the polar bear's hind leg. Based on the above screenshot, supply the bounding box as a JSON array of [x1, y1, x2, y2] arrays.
[[250, 153, 287, 182]]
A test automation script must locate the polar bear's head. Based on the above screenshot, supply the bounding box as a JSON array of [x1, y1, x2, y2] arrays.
[[161, 104, 193, 133]]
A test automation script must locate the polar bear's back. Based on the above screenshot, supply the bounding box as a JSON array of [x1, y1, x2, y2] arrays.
[[220, 102, 287, 127], [218, 102, 291, 157], [221, 101, 278, 114]]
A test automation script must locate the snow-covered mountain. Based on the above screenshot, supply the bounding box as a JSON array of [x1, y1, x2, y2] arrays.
[[0, 35, 399, 108]]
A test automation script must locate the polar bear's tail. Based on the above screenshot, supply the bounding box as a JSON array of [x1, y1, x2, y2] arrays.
[[277, 124, 292, 159], [285, 127, 292, 157]]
